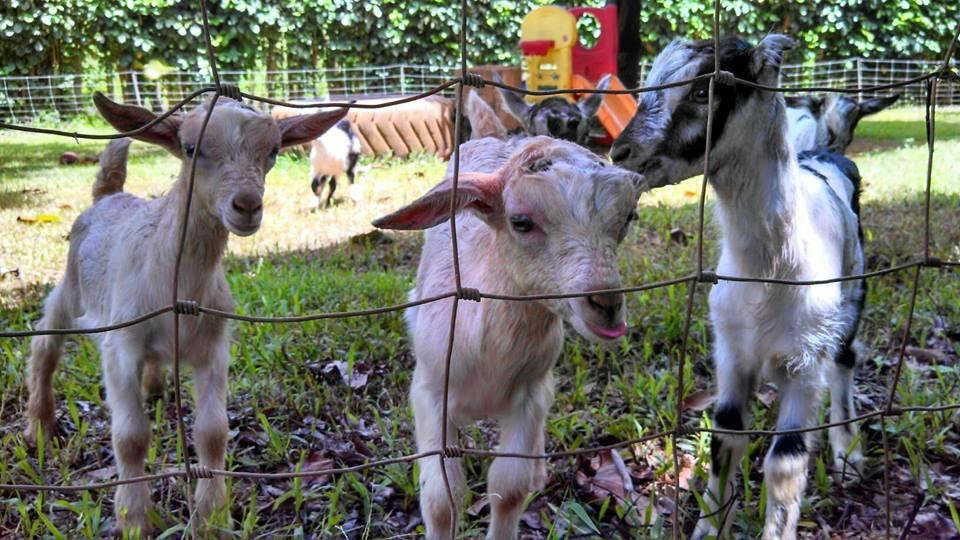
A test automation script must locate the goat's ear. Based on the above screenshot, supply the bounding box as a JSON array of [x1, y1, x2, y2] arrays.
[[495, 72, 532, 128], [278, 107, 349, 148], [466, 90, 507, 140], [858, 94, 900, 118], [372, 172, 504, 230], [577, 74, 611, 118], [93, 92, 183, 156], [750, 34, 794, 80]]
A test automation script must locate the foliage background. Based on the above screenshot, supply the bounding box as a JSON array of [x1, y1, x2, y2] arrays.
[[0, 0, 955, 77]]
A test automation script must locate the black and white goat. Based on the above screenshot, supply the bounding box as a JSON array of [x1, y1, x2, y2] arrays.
[[310, 119, 361, 208], [496, 73, 610, 145], [786, 93, 900, 153], [611, 36, 866, 539]]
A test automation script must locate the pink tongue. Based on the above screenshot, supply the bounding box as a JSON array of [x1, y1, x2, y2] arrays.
[[593, 320, 628, 339]]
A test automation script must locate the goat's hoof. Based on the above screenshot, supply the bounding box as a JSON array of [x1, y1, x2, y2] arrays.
[[833, 452, 865, 483], [24, 416, 58, 446], [691, 521, 720, 540]]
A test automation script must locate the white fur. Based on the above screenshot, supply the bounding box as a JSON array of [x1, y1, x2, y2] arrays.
[[611, 36, 866, 539], [25, 97, 343, 535], [377, 136, 645, 539]]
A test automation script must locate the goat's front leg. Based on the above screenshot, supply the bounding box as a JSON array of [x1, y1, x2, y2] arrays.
[[191, 342, 229, 525], [828, 338, 863, 478], [762, 371, 822, 540], [487, 376, 552, 540], [102, 333, 152, 534], [693, 347, 755, 540], [412, 380, 465, 540]]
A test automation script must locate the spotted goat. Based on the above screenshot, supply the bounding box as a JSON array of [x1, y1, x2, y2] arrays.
[[611, 35, 866, 539], [786, 93, 900, 153], [496, 72, 611, 145]]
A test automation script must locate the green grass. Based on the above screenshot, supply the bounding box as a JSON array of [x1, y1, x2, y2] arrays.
[[1, 107, 959, 538]]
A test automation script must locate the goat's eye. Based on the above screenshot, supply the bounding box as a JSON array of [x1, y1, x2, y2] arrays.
[[689, 86, 710, 104], [183, 143, 197, 158], [509, 215, 535, 233]]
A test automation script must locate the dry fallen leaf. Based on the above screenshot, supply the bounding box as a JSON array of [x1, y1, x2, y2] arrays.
[[681, 390, 716, 412], [301, 450, 335, 486], [17, 214, 61, 224]]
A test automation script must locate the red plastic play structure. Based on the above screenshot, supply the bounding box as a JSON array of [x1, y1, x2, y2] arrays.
[[569, 5, 619, 86]]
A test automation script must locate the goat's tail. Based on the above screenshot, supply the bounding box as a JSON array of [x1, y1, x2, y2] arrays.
[[92, 138, 132, 202]]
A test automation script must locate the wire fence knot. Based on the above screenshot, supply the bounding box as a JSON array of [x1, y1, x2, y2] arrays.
[[697, 270, 719, 284], [937, 66, 960, 82], [441, 446, 464, 458], [461, 73, 486, 88], [457, 288, 482, 302], [174, 300, 201, 316], [714, 70, 736, 86], [674, 423, 700, 438], [188, 465, 214, 479], [924, 256, 943, 267], [218, 84, 242, 102]]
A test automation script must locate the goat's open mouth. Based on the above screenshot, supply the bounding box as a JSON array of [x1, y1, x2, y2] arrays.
[[223, 215, 261, 237], [587, 320, 628, 340]]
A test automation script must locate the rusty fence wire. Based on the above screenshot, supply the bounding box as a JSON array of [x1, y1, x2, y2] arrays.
[[1, 0, 959, 538]]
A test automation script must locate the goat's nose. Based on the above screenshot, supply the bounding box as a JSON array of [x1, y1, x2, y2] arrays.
[[587, 292, 624, 318], [231, 193, 263, 215], [610, 141, 633, 164]]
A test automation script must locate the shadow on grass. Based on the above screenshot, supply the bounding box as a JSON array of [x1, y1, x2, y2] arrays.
[[0, 140, 168, 178], [0, 186, 51, 210], [2, 190, 957, 322]]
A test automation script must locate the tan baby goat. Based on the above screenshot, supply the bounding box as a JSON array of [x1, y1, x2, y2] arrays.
[[24, 93, 345, 534]]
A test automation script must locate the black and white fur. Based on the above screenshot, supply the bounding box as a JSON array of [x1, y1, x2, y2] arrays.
[[497, 72, 610, 145], [786, 93, 900, 153], [310, 119, 361, 208], [611, 36, 866, 539]]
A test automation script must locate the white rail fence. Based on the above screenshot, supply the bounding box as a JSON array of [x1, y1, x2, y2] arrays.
[[1, 59, 957, 122]]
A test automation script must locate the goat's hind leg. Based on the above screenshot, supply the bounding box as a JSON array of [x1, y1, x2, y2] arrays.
[[693, 352, 754, 540], [326, 176, 338, 207], [25, 284, 73, 443], [829, 337, 864, 479]]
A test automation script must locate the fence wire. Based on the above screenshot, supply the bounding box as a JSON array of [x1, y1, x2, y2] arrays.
[[0, 0, 959, 538]]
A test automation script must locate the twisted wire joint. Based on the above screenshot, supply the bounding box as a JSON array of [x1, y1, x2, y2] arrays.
[[175, 300, 201, 316]]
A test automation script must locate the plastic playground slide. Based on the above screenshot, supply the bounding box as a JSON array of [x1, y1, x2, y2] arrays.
[[571, 73, 638, 141]]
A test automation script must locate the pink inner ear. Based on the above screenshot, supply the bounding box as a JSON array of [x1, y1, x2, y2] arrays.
[[455, 171, 502, 198], [372, 170, 503, 230]]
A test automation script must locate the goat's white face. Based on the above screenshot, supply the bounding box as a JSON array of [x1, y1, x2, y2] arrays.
[[610, 35, 795, 185], [178, 102, 279, 235], [93, 93, 348, 235], [373, 137, 646, 343]]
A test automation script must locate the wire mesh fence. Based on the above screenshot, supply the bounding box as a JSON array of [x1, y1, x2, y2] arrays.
[[0, 0, 959, 537], [3, 57, 959, 123]]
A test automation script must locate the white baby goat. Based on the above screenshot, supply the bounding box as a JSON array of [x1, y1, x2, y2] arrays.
[[373, 136, 646, 539], [25, 93, 345, 534], [611, 36, 866, 539]]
